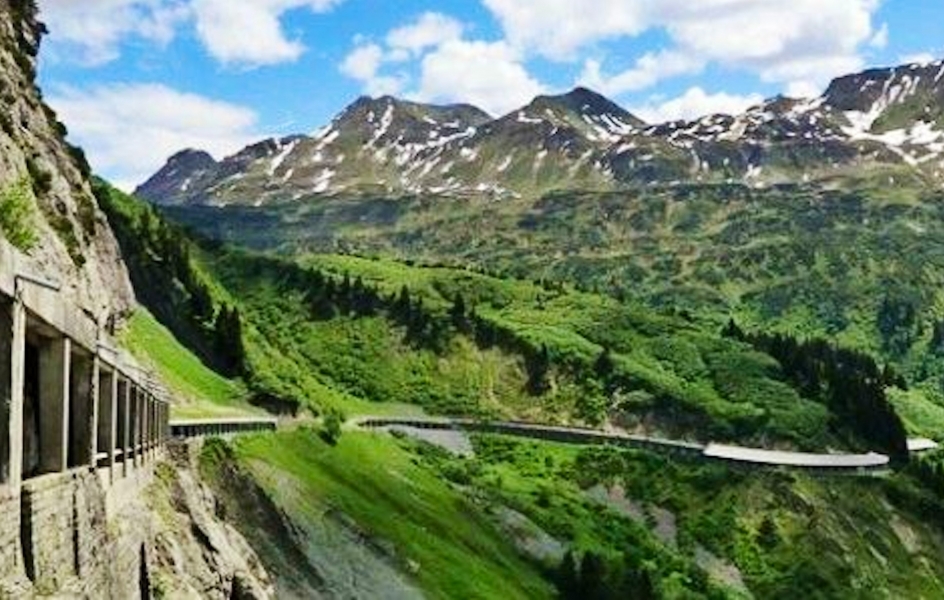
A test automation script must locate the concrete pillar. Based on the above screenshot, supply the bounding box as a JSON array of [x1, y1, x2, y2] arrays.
[[148, 398, 154, 458], [149, 398, 154, 451], [38, 337, 69, 474], [128, 386, 138, 468], [135, 388, 144, 465], [1, 298, 25, 487], [141, 395, 149, 464], [121, 380, 131, 476], [108, 370, 118, 480]]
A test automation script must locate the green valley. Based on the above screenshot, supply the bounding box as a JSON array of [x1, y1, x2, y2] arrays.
[[90, 178, 944, 598]]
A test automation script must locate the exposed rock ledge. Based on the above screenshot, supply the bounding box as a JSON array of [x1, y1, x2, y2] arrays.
[[147, 441, 274, 598]]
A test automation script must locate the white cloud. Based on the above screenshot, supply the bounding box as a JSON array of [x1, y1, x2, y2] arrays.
[[481, 0, 647, 62], [339, 12, 541, 115], [631, 87, 763, 124], [339, 43, 406, 96], [39, 0, 190, 65], [579, 50, 704, 96], [39, 0, 346, 67], [192, 0, 344, 66], [484, 0, 882, 91], [47, 83, 262, 190], [340, 43, 384, 80], [386, 12, 464, 56], [870, 23, 889, 49], [414, 40, 544, 116]]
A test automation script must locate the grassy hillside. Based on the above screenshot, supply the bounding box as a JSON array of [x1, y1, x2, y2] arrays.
[[417, 433, 944, 598], [200, 430, 554, 599], [121, 308, 258, 419], [97, 177, 911, 451], [163, 180, 944, 417], [199, 247, 875, 451]]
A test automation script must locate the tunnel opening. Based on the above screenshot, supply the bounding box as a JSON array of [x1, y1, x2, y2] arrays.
[[22, 339, 40, 480], [67, 348, 93, 469], [116, 378, 128, 469], [96, 367, 114, 469]]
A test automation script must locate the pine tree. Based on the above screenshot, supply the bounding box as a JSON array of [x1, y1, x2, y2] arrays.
[[555, 551, 580, 599], [526, 344, 551, 395], [450, 292, 470, 332], [579, 551, 608, 600], [594, 346, 615, 379]]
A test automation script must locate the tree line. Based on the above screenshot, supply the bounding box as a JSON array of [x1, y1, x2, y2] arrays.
[[93, 179, 245, 376], [553, 549, 657, 600], [722, 319, 909, 459], [262, 257, 558, 395]]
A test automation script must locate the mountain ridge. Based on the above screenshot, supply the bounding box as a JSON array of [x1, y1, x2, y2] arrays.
[[137, 57, 944, 205]]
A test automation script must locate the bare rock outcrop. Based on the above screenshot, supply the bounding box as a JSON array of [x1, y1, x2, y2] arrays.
[[147, 459, 275, 599]]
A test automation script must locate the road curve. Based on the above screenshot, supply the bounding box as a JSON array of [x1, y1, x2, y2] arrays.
[[354, 416, 896, 473]]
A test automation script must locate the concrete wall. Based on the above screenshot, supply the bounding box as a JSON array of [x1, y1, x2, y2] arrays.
[[0, 458, 160, 598], [0, 486, 25, 589]]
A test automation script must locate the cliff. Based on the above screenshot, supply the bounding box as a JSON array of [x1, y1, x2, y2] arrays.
[[0, 0, 133, 323]]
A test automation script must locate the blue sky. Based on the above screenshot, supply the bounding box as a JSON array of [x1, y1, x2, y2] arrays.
[[35, 0, 944, 189]]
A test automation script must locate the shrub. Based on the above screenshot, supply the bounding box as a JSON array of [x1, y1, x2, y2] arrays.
[[0, 176, 38, 250], [320, 408, 345, 445]]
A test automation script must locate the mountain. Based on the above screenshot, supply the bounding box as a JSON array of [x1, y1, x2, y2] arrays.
[[134, 148, 217, 205], [136, 87, 647, 204], [138, 59, 944, 206], [607, 60, 944, 185]]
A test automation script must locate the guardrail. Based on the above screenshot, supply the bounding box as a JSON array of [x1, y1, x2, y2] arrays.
[[357, 417, 904, 474], [169, 417, 279, 438]]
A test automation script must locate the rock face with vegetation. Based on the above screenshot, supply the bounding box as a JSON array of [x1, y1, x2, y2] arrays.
[[0, 0, 133, 321]]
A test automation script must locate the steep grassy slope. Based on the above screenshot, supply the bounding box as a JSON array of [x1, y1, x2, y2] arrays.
[[121, 309, 259, 419], [198, 427, 944, 599], [200, 430, 554, 599], [418, 433, 944, 598]]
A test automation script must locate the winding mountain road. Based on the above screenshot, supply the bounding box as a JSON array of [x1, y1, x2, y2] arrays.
[[354, 416, 938, 474]]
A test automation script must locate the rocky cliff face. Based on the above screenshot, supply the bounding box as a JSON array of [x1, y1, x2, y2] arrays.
[[148, 442, 275, 598], [0, 0, 133, 323]]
